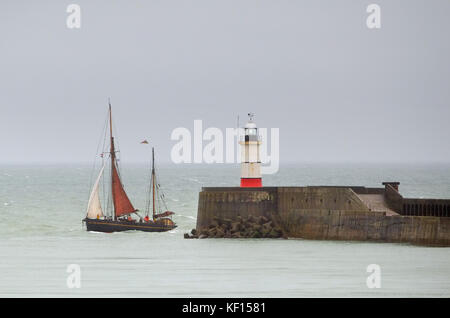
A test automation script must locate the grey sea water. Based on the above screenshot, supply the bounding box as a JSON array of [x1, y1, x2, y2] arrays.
[[0, 163, 449, 297]]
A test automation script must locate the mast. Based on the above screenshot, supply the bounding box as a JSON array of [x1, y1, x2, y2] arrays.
[[152, 147, 156, 220], [106, 100, 137, 220], [109, 102, 116, 221]]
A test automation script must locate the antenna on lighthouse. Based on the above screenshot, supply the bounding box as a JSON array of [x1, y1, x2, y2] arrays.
[[248, 112, 255, 122]]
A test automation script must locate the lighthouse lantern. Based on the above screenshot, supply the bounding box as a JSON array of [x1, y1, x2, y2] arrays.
[[239, 113, 262, 187]]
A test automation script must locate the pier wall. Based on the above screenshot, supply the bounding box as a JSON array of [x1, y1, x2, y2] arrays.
[[196, 187, 450, 246], [280, 209, 450, 246], [383, 184, 450, 217], [401, 198, 450, 217], [385, 184, 404, 212], [276, 187, 370, 213], [196, 187, 278, 230]]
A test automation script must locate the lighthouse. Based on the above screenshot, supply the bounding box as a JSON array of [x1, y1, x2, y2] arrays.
[[239, 113, 262, 187]]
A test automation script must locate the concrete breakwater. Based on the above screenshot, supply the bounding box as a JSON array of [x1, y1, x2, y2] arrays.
[[194, 185, 450, 246]]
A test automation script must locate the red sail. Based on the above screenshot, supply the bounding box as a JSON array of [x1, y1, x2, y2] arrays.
[[112, 162, 136, 217]]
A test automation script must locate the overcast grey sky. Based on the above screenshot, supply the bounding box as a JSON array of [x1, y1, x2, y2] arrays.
[[1, 0, 449, 164]]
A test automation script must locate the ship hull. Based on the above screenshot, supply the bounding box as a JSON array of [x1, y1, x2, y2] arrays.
[[83, 218, 176, 233]]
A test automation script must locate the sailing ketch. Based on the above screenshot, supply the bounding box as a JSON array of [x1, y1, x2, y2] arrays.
[[83, 104, 176, 232]]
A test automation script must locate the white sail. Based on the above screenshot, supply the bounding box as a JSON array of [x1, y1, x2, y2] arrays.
[[86, 165, 105, 219]]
